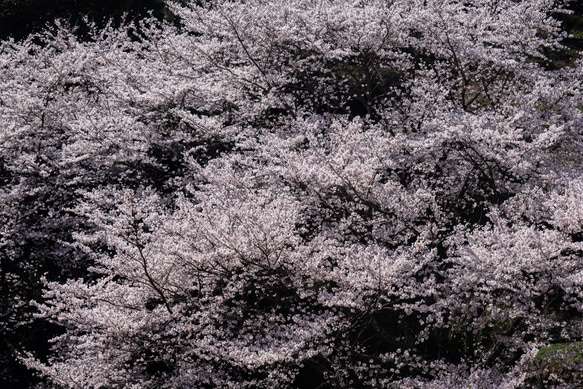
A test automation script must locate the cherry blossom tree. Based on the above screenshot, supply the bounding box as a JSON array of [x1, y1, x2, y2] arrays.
[[2, 0, 583, 387]]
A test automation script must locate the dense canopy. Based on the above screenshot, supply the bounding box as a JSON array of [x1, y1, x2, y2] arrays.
[[2, 0, 583, 388]]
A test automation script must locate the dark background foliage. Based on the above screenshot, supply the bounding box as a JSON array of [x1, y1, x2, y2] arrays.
[[0, 0, 169, 41]]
